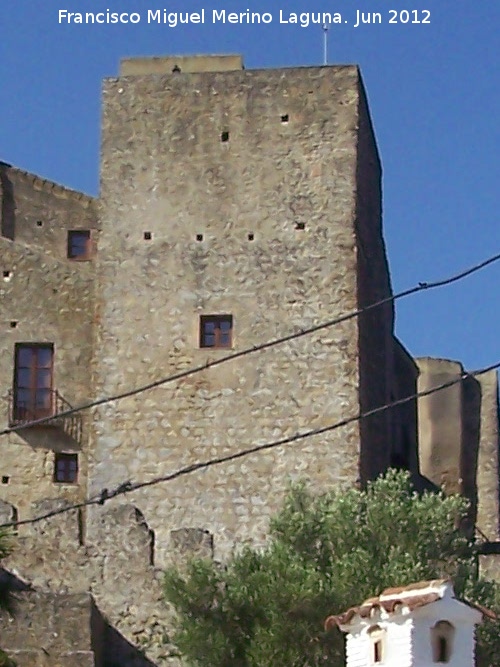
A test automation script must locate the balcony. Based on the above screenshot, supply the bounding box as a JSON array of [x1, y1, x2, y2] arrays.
[[7, 389, 82, 444]]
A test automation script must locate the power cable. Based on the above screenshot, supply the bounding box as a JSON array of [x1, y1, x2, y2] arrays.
[[1, 251, 499, 436], [1, 360, 498, 530]]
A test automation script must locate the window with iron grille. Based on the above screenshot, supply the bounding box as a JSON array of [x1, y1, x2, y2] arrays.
[[67, 230, 92, 260], [54, 453, 78, 484], [13, 344, 54, 422], [200, 315, 233, 348]]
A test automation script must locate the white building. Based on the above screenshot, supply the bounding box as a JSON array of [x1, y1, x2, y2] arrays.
[[325, 579, 492, 666]]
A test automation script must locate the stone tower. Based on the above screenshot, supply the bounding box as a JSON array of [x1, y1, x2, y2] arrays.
[[89, 55, 397, 561], [416, 358, 500, 542], [3, 54, 499, 666]]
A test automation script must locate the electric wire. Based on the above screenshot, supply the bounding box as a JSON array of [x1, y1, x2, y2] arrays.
[[1, 251, 499, 436], [1, 360, 498, 530]]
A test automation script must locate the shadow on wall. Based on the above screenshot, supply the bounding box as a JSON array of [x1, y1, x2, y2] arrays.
[[5, 416, 84, 451], [0, 163, 16, 241], [461, 376, 481, 537], [0, 569, 33, 616], [0, 578, 160, 667], [94, 619, 156, 667]]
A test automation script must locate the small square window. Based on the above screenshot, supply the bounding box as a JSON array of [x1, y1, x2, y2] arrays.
[[221, 131, 229, 142], [54, 453, 78, 484], [144, 231, 152, 240], [200, 315, 233, 349], [68, 230, 92, 260], [280, 114, 289, 123]]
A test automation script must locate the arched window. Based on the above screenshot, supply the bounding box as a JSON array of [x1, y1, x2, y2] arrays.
[[431, 620, 455, 663], [368, 625, 385, 664]]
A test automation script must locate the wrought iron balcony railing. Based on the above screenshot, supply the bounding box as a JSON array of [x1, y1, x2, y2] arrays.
[[7, 389, 82, 443]]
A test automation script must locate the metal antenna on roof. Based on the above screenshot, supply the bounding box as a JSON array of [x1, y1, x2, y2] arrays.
[[323, 24, 329, 65]]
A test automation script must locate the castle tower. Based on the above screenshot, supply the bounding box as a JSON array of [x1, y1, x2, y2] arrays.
[[325, 580, 487, 667], [416, 358, 500, 542], [89, 55, 396, 560], [1, 53, 499, 667]]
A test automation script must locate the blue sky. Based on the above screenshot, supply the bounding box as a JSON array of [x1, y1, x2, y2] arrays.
[[2, 0, 499, 371]]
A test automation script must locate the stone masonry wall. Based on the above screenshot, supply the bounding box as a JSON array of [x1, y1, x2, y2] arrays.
[[417, 358, 499, 540], [90, 64, 374, 564], [1, 590, 97, 667], [0, 162, 98, 262], [120, 54, 244, 76], [1, 56, 498, 664], [475, 371, 500, 541], [1, 499, 199, 666], [417, 358, 465, 496], [0, 237, 94, 525]]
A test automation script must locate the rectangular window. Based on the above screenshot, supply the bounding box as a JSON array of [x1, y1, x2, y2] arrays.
[[54, 453, 78, 484], [67, 230, 92, 260], [200, 315, 233, 349], [13, 344, 54, 422]]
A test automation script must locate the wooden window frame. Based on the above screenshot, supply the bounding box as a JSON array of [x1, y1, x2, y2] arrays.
[[54, 452, 78, 484], [13, 343, 54, 422], [67, 230, 92, 260], [199, 315, 233, 349]]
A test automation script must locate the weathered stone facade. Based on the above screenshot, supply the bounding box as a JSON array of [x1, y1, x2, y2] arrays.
[[416, 359, 500, 540], [1, 502, 175, 665], [0, 55, 499, 664], [0, 162, 98, 262], [0, 172, 96, 522], [91, 61, 396, 561]]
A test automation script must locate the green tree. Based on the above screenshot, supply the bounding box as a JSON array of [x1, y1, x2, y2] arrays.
[[0, 651, 16, 667], [164, 470, 500, 667]]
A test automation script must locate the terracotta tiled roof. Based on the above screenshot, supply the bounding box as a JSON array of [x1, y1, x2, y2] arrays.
[[325, 592, 440, 629], [324, 579, 495, 630], [463, 600, 497, 621], [380, 579, 448, 596]]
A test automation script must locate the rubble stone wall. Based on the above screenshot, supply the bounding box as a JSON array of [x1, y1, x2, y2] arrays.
[[0, 162, 98, 262], [0, 238, 94, 524], [1, 500, 183, 666]]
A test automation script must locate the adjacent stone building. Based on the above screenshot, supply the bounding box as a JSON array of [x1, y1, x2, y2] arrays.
[[0, 55, 498, 665]]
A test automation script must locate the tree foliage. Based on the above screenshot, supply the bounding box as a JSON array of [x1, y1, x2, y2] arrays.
[[0, 650, 16, 667], [164, 470, 500, 667]]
